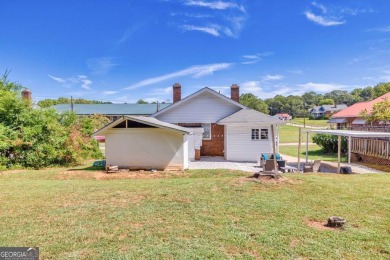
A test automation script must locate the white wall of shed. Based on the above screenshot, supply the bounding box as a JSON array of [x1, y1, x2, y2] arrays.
[[225, 125, 275, 162], [105, 128, 186, 170], [155, 91, 241, 123]]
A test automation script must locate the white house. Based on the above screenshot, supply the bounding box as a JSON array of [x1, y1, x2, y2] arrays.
[[93, 83, 284, 170]]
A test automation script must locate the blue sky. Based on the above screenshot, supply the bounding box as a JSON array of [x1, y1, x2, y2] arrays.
[[1, 0, 390, 103]]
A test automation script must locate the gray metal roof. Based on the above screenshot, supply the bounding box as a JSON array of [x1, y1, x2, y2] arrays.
[[218, 109, 285, 125], [93, 116, 192, 136], [52, 103, 172, 115]]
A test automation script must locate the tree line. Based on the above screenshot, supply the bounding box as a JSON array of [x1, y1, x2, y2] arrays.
[[38, 97, 112, 108], [240, 82, 390, 117]]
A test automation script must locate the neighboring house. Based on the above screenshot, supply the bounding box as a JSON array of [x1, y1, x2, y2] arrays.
[[93, 83, 284, 170], [52, 103, 171, 121], [330, 92, 390, 129], [309, 104, 347, 118], [274, 113, 292, 121]]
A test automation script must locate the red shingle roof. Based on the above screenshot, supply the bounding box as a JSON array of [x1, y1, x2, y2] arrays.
[[332, 92, 390, 118]]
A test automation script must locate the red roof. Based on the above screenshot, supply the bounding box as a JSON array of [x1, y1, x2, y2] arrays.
[[332, 92, 390, 118], [276, 113, 290, 117]]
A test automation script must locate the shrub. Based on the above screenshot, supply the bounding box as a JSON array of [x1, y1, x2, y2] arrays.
[[312, 133, 347, 154]]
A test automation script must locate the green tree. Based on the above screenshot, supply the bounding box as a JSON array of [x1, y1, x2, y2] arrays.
[[360, 98, 390, 124], [320, 98, 334, 105], [240, 93, 269, 114], [136, 99, 148, 104], [373, 82, 390, 98]]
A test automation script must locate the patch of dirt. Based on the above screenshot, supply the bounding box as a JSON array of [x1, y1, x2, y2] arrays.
[[290, 238, 300, 248], [305, 220, 340, 231], [56, 170, 189, 180], [235, 175, 303, 185], [0, 169, 27, 174]]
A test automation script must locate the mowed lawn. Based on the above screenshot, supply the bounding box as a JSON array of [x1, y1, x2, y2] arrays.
[[279, 125, 313, 143], [291, 118, 330, 127], [279, 145, 347, 162], [1, 168, 390, 259]]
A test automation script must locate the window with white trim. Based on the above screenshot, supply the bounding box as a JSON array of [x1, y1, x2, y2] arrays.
[[202, 123, 211, 140], [251, 129, 259, 140], [261, 129, 269, 140]]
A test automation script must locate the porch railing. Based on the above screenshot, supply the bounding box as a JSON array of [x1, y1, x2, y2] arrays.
[[351, 138, 390, 159]]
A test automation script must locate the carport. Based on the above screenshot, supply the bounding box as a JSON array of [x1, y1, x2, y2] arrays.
[[300, 129, 390, 173]]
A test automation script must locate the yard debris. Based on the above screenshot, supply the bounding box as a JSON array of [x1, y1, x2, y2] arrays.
[[327, 216, 346, 228], [106, 165, 119, 173]]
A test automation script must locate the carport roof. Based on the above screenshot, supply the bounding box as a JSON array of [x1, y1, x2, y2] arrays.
[[304, 129, 390, 138], [92, 116, 192, 136]]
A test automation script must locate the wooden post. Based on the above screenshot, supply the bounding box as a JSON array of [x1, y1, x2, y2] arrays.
[[297, 128, 302, 173], [348, 136, 352, 164], [305, 131, 309, 163], [271, 125, 278, 174], [337, 135, 341, 173]]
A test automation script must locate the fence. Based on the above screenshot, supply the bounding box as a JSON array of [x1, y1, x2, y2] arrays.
[[351, 138, 390, 160]]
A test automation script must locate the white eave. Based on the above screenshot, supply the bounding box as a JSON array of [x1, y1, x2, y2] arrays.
[[92, 116, 193, 137]]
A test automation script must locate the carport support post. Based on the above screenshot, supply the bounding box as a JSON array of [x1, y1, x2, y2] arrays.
[[348, 136, 352, 164], [297, 128, 301, 173], [337, 135, 341, 173], [271, 125, 278, 173], [305, 131, 309, 163]]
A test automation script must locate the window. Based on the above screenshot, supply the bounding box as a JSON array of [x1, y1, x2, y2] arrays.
[[202, 123, 211, 140], [251, 129, 259, 140], [261, 129, 269, 140]]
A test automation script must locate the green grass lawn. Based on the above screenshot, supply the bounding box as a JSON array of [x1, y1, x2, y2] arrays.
[[278, 125, 313, 143], [279, 145, 348, 162], [1, 167, 389, 259], [291, 118, 330, 127]]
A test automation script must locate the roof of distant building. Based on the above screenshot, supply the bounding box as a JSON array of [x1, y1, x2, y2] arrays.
[[52, 103, 172, 115], [311, 104, 347, 112], [332, 92, 390, 118]]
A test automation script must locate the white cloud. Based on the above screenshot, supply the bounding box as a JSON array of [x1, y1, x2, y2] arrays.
[[48, 75, 66, 84], [370, 26, 390, 33], [312, 2, 327, 13], [124, 63, 232, 90], [181, 25, 220, 37], [102, 91, 118, 95], [304, 11, 345, 26], [172, 1, 246, 38], [87, 57, 118, 75], [242, 52, 273, 65], [297, 82, 350, 93], [262, 74, 284, 81], [184, 0, 244, 11], [48, 74, 93, 90]]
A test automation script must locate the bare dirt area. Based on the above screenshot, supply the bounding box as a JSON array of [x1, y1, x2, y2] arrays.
[[56, 169, 189, 180], [305, 220, 341, 231], [235, 175, 303, 185]]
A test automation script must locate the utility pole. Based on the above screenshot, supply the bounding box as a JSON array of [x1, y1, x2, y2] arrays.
[[71, 96, 74, 112]]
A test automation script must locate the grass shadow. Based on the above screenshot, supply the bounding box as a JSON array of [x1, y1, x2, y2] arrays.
[[67, 166, 105, 171]]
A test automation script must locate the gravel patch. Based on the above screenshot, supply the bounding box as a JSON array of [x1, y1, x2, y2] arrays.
[[188, 156, 261, 173]]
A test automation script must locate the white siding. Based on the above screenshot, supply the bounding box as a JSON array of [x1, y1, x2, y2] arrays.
[[105, 128, 187, 170], [225, 125, 275, 162], [155, 92, 241, 123]]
